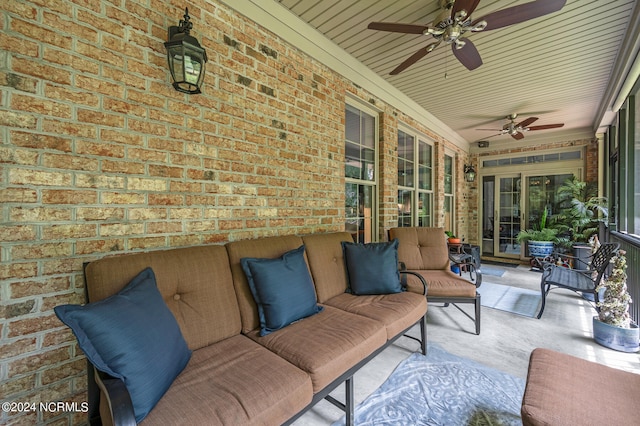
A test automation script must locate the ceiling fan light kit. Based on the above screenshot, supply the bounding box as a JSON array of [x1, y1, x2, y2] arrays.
[[368, 0, 566, 74]]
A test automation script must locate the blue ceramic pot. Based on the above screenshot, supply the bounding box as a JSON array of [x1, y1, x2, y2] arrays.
[[528, 241, 554, 257], [593, 317, 639, 353]]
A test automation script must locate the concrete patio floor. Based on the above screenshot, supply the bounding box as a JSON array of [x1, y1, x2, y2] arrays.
[[294, 261, 640, 425]]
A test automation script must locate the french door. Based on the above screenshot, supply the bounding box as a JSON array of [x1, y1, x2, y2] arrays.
[[482, 172, 574, 259], [482, 174, 522, 258]]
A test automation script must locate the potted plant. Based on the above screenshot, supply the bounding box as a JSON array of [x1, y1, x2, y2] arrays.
[[516, 207, 558, 257], [550, 177, 608, 263], [593, 249, 639, 352], [445, 231, 461, 244]]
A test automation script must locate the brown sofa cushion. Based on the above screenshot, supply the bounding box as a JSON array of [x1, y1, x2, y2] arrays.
[[226, 235, 306, 334], [84, 245, 241, 351], [141, 335, 313, 425], [521, 348, 640, 426], [325, 292, 426, 339], [405, 270, 477, 298], [246, 305, 386, 392], [389, 227, 450, 270]]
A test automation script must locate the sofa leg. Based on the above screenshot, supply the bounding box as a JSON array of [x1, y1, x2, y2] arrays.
[[475, 294, 481, 335], [345, 377, 354, 426]]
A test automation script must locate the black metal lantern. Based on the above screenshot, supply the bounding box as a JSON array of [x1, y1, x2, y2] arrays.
[[464, 164, 476, 182], [164, 7, 207, 94]]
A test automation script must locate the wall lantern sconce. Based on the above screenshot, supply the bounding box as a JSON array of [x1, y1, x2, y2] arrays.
[[464, 164, 476, 182], [164, 7, 207, 94]]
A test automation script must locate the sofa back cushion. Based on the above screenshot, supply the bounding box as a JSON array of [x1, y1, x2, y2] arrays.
[[83, 245, 240, 351], [388, 227, 450, 270], [226, 235, 306, 334], [302, 232, 353, 303]]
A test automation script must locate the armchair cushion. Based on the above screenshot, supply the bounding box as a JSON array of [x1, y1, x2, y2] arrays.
[[342, 239, 402, 295], [241, 245, 322, 336], [54, 267, 191, 423]]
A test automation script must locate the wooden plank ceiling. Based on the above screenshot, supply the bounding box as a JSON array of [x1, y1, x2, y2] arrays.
[[274, 0, 637, 147]]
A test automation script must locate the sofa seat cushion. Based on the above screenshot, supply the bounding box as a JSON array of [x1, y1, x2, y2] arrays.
[[142, 335, 313, 426], [247, 305, 386, 392], [406, 270, 477, 298], [521, 348, 640, 426], [325, 292, 426, 339]]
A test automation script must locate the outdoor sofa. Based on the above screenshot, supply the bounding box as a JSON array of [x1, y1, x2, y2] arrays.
[[55, 232, 428, 425]]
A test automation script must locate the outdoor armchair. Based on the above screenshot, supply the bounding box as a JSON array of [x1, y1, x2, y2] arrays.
[[537, 242, 620, 318]]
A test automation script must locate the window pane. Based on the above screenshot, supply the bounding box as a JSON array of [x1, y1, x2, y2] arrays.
[[398, 190, 412, 227], [345, 107, 359, 143], [346, 183, 373, 243], [345, 142, 362, 179], [418, 192, 432, 227], [444, 155, 453, 194], [418, 141, 432, 190], [361, 113, 375, 149]]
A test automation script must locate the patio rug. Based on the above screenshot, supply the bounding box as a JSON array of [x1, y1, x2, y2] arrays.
[[477, 282, 542, 318], [332, 343, 525, 426], [481, 266, 506, 277]]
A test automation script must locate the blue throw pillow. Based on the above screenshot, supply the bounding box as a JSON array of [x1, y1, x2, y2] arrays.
[[241, 245, 323, 336], [54, 267, 191, 423], [342, 239, 403, 295]]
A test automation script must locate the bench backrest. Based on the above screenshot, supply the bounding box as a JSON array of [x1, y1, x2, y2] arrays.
[[302, 232, 353, 303], [225, 235, 305, 334], [83, 245, 241, 351], [388, 227, 449, 270]]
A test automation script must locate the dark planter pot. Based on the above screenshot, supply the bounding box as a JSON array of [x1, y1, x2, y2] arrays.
[[592, 317, 640, 353]]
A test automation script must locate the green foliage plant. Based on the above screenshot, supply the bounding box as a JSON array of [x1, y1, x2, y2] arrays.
[[551, 177, 608, 245], [516, 206, 558, 243]]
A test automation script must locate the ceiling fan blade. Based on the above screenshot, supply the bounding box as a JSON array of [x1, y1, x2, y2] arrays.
[[517, 117, 539, 128], [476, 128, 503, 131], [475, 0, 566, 32], [512, 132, 525, 140], [528, 123, 565, 130], [367, 22, 428, 34], [451, 39, 482, 71], [390, 46, 432, 75], [452, 0, 481, 18]]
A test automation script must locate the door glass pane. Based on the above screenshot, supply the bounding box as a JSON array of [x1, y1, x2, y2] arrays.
[[482, 176, 495, 255], [498, 177, 521, 256], [526, 174, 573, 230], [444, 196, 453, 232]]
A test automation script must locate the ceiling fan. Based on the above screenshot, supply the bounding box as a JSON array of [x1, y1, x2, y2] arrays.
[[367, 0, 566, 74], [477, 113, 564, 140]]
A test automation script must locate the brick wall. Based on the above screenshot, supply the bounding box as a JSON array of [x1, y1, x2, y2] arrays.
[[0, 1, 470, 424]]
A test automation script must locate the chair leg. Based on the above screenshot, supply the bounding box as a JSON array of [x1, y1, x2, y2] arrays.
[[420, 314, 427, 355], [537, 283, 547, 319], [475, 294, 481, 335], [345, 377, 354, 426]]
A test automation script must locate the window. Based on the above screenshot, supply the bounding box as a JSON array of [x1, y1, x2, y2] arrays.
[[444, 153, 454, 233], [397, 129, 433, 227], [607, 91, 639, 236], [345, 103, 377, 243]]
